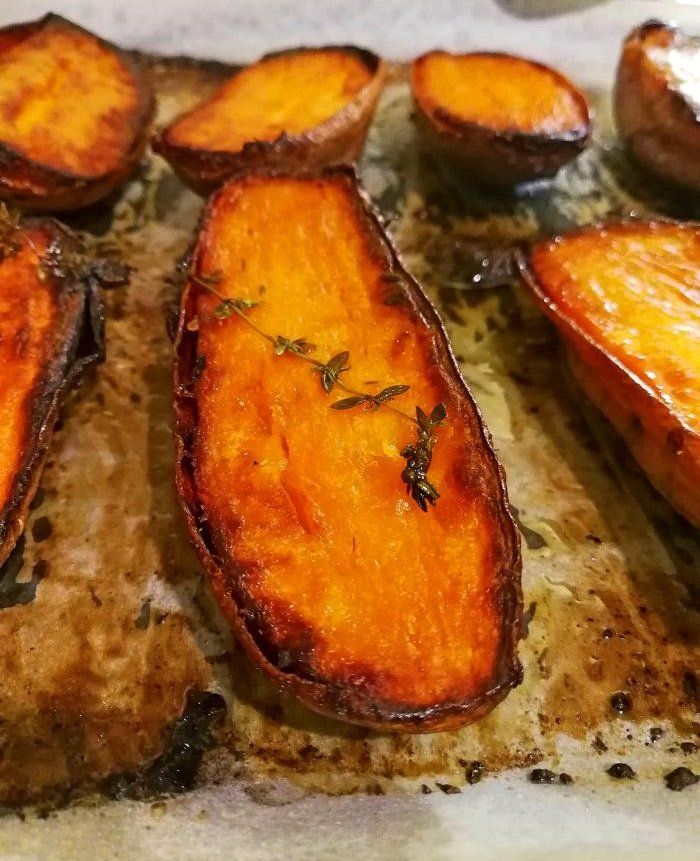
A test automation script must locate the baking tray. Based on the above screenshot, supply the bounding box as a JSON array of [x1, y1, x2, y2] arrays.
[[0, 1, 698, 858]]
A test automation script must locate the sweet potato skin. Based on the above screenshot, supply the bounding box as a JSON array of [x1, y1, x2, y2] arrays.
[[153, 47, 386, 195], [615, 20, 700, 192], [0, 217, 104, 565], [173, 168, 522, 731], [412, 51, 590, 187], [518, 220, 700, 528], [0, 14, 154, 211]]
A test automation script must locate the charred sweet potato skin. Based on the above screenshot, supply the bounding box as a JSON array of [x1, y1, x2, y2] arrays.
[[615, 20, 700, 192], [0, 218, 104, 564], [0, 14, 154, 211], [518, 220, 700, 527], [153, 47, 386, 195], [174, 168, 522, 731], [412, 51, 590, 187]]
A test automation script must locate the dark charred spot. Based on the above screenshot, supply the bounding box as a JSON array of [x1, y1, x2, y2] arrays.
[[586, 533, 602, 545], [592, 733, 608, 753], [610, 691, 632, 714], [463, 760, 486, 785], [135, 599, 152, 630], [680, 742, 697, 755], [606, 763, 636, 780], [31, 516, 52, 543], [100, 690, 226, 800], [559, 773, 573, 785], [0, 538, 46, 609], [421, 784, 432, 794], [510, 505, 547, 550], [529, 768, 557, 784], [664, 767, 698, 792], [649, 727, 664, 743], [602, 628, 615, 640], [29, 488, 46, 511], [436, 782, 461, 795]]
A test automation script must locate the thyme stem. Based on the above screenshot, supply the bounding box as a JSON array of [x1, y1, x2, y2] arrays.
[[191, 271, 445, 511]]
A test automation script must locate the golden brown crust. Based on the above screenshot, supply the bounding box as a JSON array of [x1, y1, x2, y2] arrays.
[[0, 14, 154, 211], [173, 166, 522, 731], [517, 219, 700, 528], [153, 47, 386, 195], [615, 20, 700, 192], [0, 217, 104, 565], [411, 51, 590, 187]]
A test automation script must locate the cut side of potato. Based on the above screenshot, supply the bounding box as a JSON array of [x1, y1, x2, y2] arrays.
[[615, 20, 700, 192], [0, 212, 104, 565], [411, 51, 590, 186], [0, 14, 154, 211], [153, 47, 385, 194], [519, 219, 700, 527], [174, 168, 522, 731]]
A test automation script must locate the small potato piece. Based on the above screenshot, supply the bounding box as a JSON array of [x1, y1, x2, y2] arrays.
[[153, 47, 385, 194], [174, 169, 522, 731], [411, 51, 590, 187], [615, 20, 700, 191], [519, 220, 700, 527], [0, 214, 104, 564], [0, 14, 154, 211]]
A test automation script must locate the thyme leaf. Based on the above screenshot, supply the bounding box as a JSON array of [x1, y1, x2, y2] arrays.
[[214, 297, 258, 318], [273, 336, 316, 357], [314, 351, 351, 393]]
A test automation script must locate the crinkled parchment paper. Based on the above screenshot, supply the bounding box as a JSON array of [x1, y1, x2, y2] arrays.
[[0, 42, 698, 861]]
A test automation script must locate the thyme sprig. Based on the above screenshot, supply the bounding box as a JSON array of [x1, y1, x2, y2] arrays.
[[191, 270, 446, 511]]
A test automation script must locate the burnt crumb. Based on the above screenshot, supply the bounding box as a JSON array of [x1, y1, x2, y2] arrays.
[[435, 782, 461, 795], [680, 742, 697, 755], [586, 533, 602, 545], [664, 768, 698, 792], [559, 773, 573, 785], [610, 691, 632, 714], [649, 727, 664, 743], [0, 538, 46, 608], [602, 628, 615, 640], [420, 784, 432, 794], [29, 488, 46, 511], [129, 391, 142, 404], [529, 769, 557, 785], [606, 763, 636, 780], [464, 761, 486, 785], [31, 516, 53, 543], [297, 744, 320, 762], [100, 690, 226, 800], [592, 733, 608, 753], [135, 598, 152, 630]]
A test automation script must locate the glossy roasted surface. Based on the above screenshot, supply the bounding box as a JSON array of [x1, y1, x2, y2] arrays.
[[412, 51, 587, 135], [0, 16, 144, 177], [178, 171, 521, 728], [164, 49, 373, 153], [529, 222, 700, 434]]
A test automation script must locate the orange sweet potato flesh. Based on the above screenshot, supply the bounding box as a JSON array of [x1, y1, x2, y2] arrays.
[[0, 14, 154, 211], [154, 47, 386, 194], [411, 51, 590, 186], [519, 220, 700, 527], [0, 216, 104, 564], [174, 169, 522, 731], [615, 20, 700, 192]]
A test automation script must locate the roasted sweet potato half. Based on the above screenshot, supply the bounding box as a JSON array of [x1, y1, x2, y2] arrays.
[[518, 220, 700, 527], [0, 210, 104, 564], [0, 14, 154, 211], [174, 168, 522, 731], [615, 20, 700, 192], [411, 51, 591, 187], [153, 47, 385, 194]]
